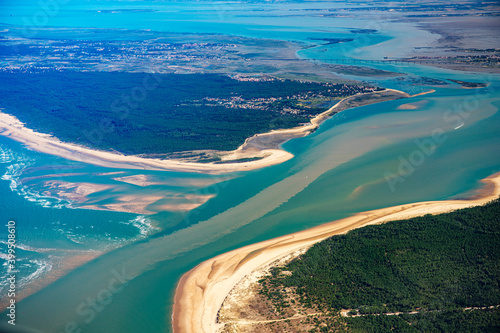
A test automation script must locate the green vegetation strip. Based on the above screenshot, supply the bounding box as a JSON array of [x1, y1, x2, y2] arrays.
[[260, 199, 500, 332], [0, 71, 373, 155]]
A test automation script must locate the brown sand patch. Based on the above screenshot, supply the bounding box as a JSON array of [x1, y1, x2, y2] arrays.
[[172, 172, 500, 333]]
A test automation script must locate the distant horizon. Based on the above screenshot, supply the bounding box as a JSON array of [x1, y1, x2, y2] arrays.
[[0, 1, 499, 332]]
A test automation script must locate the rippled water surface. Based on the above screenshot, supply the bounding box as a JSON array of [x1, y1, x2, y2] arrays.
[[0, 1, 499, 332]]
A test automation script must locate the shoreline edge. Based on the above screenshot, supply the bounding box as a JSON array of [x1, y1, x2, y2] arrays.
[[0, 89, 410, 175], [171, 171, 500, 333]]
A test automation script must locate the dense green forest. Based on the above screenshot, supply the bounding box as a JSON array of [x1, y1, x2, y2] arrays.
[[0, 71, 371, 155], [260, 199, 500, 332]]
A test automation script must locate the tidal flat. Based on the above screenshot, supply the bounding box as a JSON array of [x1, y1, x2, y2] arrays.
[[0, 1, 498, 332]]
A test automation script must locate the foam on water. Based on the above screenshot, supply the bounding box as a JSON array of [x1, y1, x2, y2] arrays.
[[0, 216, 157, 300], [0, 241, 58, 253], [0, 4, 499, 330], [0, 256, 53, 296], [0, 145, 74, 210], [0, 145, 15, 164], [53, 225, 86, 245], [124, 216, 159, 237], [47, 216, 160, 254], [0, 239, 54, 299], [16, 259, 53, 290]]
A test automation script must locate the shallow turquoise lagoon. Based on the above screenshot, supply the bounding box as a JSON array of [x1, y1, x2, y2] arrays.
[[0, 1, 499, 332]]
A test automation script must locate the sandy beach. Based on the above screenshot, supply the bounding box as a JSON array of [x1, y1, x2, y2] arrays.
[[0, 89, 408, 175], [172, 171, 500, 333], [0, 111, 291, 174]]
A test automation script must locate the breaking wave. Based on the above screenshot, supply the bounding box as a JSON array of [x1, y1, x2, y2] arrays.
[[0, 145, 73, 209], [126, 215, 159, 237], [0, 257, 53, 297]]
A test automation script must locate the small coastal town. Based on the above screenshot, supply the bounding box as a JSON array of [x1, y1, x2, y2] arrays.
[[188, 82, 380, 115], [0, 1, 499, 333]]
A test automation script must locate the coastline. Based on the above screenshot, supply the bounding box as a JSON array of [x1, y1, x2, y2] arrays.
[[171, 171, 500, 333], [0, 89, 409, 175]]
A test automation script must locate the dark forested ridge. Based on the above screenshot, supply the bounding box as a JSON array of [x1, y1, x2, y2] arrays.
[[259, 199, 500, 332], [0, 71, 373, 155]]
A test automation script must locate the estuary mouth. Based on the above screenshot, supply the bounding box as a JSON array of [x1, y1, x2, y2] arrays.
[[0, 1, 499, 332]]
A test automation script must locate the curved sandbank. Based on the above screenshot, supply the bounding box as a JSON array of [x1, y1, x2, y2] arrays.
[[172, 171, 500, 333], [0, 89, 409, 175]]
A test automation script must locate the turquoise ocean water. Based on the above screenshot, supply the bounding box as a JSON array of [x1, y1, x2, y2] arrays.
[[0, 1, 499, 332]]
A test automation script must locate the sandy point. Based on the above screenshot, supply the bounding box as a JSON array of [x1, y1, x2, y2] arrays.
[[171, 171, 500, 333], [0, 89, 407, 175]]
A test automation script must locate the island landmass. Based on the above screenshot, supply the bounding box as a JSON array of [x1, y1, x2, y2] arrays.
[[172, 172, 500, 333], [0, 83, 410, 174]]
